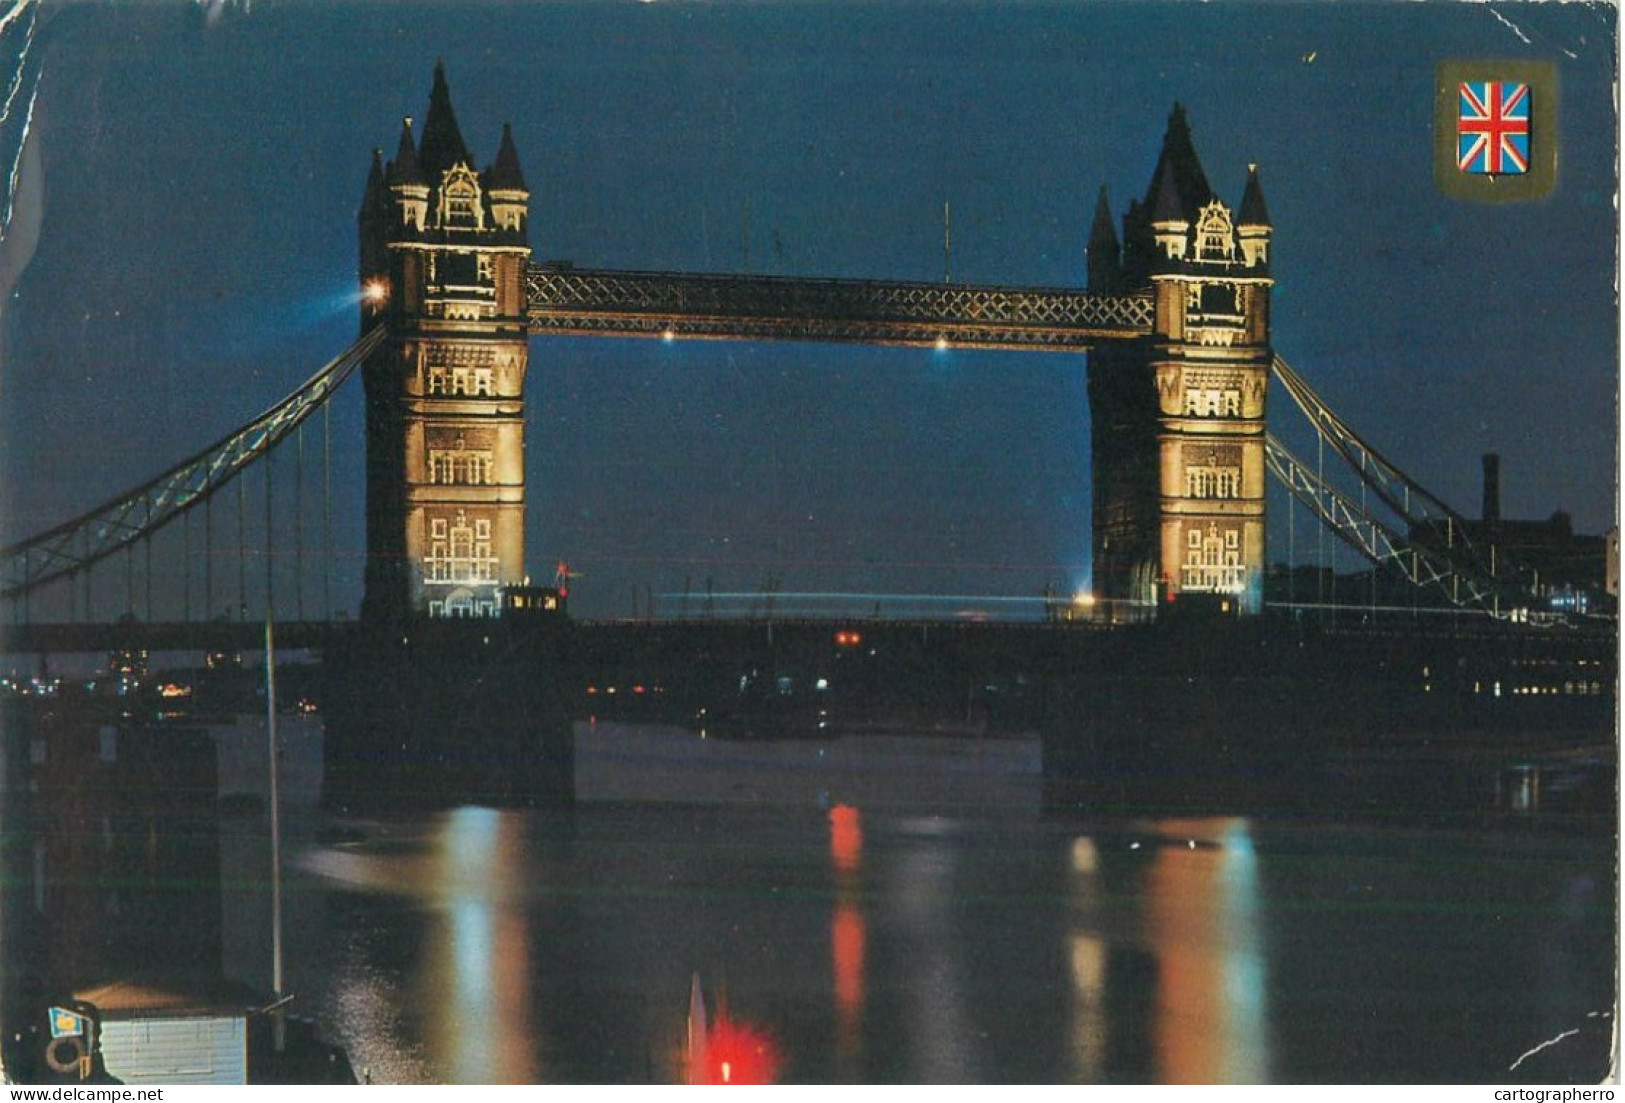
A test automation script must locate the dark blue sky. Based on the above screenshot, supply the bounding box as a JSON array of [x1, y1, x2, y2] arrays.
[[0, 0, 1616, 621]]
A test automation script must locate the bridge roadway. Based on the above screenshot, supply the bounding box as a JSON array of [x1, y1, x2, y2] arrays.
[[0, 615, 1096, 664], [3, 608, 1613, 661]]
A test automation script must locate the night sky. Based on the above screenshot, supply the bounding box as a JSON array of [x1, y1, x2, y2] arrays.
[[0, 0, 1616, 622]]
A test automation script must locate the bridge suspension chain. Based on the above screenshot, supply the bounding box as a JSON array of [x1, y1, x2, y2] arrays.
[[1262, 432, 1533, 619], [0, 326, 385, 602], [1270, 355, 1507, 581], [1267, 354, 1559, 621]]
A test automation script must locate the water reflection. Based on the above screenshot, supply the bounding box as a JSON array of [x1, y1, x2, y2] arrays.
[[828, 805, 865, 1074], [1067, 933, 1107, 1080], [886, 818, 976, 1082], [1142, 818, 1269, 1083], [287, 802, 1611, 1083], [1066, 819, 1269, 1083], [420, 808, 538, 1083]]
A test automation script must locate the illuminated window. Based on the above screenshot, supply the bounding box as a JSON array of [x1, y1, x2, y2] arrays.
[[1181, 525, 1244, 593], [423, 513, 499, 591], [1184, 388, 1242, 417], [1185, 466, 1241, 500], [1193, 204, 1235, 263], [426, 448, 494, 486], [438, 166, 484, 230]]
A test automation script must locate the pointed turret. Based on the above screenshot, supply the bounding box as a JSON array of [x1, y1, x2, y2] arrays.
[[1149, 155, 1190, 261], [1237, 163, 1270, 227], [360, 147, 386, 218], [485, 121, 529, 237], [1149, 162, 1185, 223], [386, 117, 425, 187], [358, 148, 390, 319], [1142, 103, 1214, 222], [1236, 163, 1272, 268], [1087, 186, 1122, 292], [418, 60, 473, 179], [1141, 104, 1218, 263], [386, 117, 429, 232], [488, 122, 527, 192]]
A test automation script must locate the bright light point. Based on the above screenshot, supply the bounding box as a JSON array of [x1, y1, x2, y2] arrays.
[[1072, 592, 1096, 607], [934, 336, 949, 351], [662, 328, 676, 343], [363, 279, 388, 305]]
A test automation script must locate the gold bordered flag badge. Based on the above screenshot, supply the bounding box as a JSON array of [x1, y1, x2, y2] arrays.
[[1435, 60, 1556, 201], [1458, 82, 1529, 174]]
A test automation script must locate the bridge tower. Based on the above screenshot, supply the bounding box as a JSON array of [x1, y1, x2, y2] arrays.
[[1087, 104, 1273, 616], [357, 64, 531, 622]]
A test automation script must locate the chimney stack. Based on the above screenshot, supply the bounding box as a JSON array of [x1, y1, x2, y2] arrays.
[[1482, 453, 1501, 525]]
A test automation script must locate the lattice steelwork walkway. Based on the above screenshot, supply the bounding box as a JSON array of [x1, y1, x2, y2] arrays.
[[526, 265, 1154, 350]]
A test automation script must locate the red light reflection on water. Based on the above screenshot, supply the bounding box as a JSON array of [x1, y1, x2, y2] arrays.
[[828, 804, 867, 1067], [698, 1020, 783, 1085], [832, 902, 866, 1021], [829, 803, 862, 874]]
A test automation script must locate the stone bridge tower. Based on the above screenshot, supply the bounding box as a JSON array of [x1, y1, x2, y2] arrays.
[[1087, 104, 1273, 617], [358, 64, 531, 622]]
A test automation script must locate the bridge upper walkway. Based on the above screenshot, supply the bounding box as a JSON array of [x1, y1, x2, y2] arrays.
[[525, 265, 1154, 350]]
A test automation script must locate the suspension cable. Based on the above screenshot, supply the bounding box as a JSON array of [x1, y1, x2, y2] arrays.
[[0, 326, 385, 602]]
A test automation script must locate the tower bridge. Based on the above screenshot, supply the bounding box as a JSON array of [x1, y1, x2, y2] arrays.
[[0, 65, 1611, 815], [354, 66, 1275, 625], [0, 65, 1602, 640]]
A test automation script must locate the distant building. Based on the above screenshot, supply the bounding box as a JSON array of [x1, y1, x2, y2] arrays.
[[1412, 453, 1611, 614]]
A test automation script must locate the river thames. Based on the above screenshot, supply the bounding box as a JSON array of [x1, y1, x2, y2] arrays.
[[263, 726, 1614, 1085]]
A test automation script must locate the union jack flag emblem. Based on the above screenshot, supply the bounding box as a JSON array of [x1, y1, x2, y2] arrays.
[[1458, 82, 1530, 174]]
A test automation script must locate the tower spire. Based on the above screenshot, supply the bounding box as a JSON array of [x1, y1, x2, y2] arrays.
[[418, 60, 473, 178], [1142, 101, 1214, 221], [360, 147, 385, 213], [487, 121, 527, 192], [1238, 163, 1271, 228], [387, 117, 424, 186], [1236, 163, 1272, 268]]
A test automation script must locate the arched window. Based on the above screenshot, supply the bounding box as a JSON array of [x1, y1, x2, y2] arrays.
[[438, 166, 485, 230], [1193, 203, 1235, 263]]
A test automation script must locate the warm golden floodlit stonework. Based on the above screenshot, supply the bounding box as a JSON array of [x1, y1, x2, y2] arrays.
[[358, 64, 532, 621], [1087, 105, 1273, 617]]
